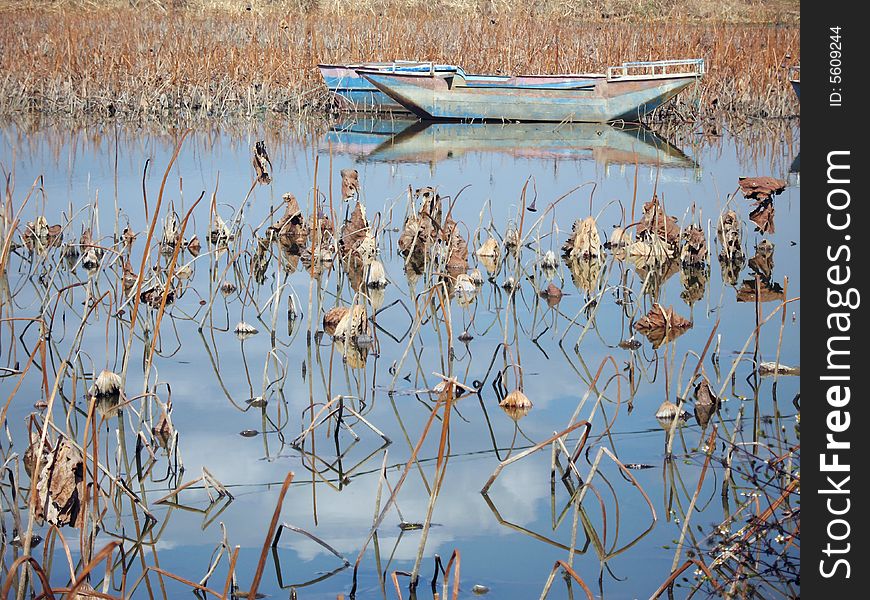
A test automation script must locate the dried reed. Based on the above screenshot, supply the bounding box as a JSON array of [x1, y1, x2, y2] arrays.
[[0, 4, 799, 121]]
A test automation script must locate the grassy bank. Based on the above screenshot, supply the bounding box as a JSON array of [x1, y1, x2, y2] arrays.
[[0, 3, 800, 122]]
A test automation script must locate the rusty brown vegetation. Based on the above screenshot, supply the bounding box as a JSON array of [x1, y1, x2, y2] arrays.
[[0, 2, 799, 121]]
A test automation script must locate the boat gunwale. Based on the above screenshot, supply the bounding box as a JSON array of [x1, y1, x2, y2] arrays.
[[356, 68, 699, 86]]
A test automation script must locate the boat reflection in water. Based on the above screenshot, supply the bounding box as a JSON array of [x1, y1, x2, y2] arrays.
[[323, 118, 698, 171]]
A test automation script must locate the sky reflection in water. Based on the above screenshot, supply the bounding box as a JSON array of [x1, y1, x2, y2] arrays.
[[0, 118, 800, 599]]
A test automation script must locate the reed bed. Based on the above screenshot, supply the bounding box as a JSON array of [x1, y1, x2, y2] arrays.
[[0, 4, 799, 121]]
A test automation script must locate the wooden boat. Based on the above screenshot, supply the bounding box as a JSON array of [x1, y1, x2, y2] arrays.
[[322, 119, 696, 169], [319, 62, 455, 112], [319, 62, 601, 112], [359, 59, 705, 123]]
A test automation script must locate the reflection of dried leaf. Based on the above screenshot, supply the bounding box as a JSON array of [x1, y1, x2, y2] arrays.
[[339, 341, 369, 369], [329, 305, 371, 368], [748, 240, 775, 280], [404, 252, 425, 289], [501, 403, 531, 421], [634, 303, 693, 348], [478, 253, 499, 275], [718, 254, 744, 287], [476, 238, 501, 274], [566, 256, 602, 295], [694, 402, 717, 428], [252, 238, 272, 284], [629, 240, 679, 300], [749, 199, 775, 234], [81, 248, 101, 271], [562, 216, 601, 259], [345, 253, 366, 292], [175, 263, 193, 280], [738, 176, 786, 201], [368, 286, 386, 311], [62, 244, 79, 269], [618, 338, 642, 350], [453, 273, 477, 307], [680, 264, 709, 306], [501, 276, 519, 293], [736, 278, 785, 303], [396, 188, 440, 266]]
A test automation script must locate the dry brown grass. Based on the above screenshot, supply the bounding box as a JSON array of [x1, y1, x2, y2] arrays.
[[0, 3, 800, 121], [2, 0, 801, 22]]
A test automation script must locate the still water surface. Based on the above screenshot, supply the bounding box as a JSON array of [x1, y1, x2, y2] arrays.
[[0, 118, 799, 598]]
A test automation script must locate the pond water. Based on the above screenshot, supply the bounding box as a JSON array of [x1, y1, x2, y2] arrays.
[[0, 117, 800, 599]]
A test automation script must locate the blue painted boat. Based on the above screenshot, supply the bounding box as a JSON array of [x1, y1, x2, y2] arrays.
[[318, 62, 599, 112], [319, 62, 458, 112], [360, 59, 705, 123]]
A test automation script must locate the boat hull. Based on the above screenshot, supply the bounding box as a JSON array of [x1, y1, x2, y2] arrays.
[[791, 79, 800, 100], [319, 63, 600, 113], [361, 71, 698, 123]]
